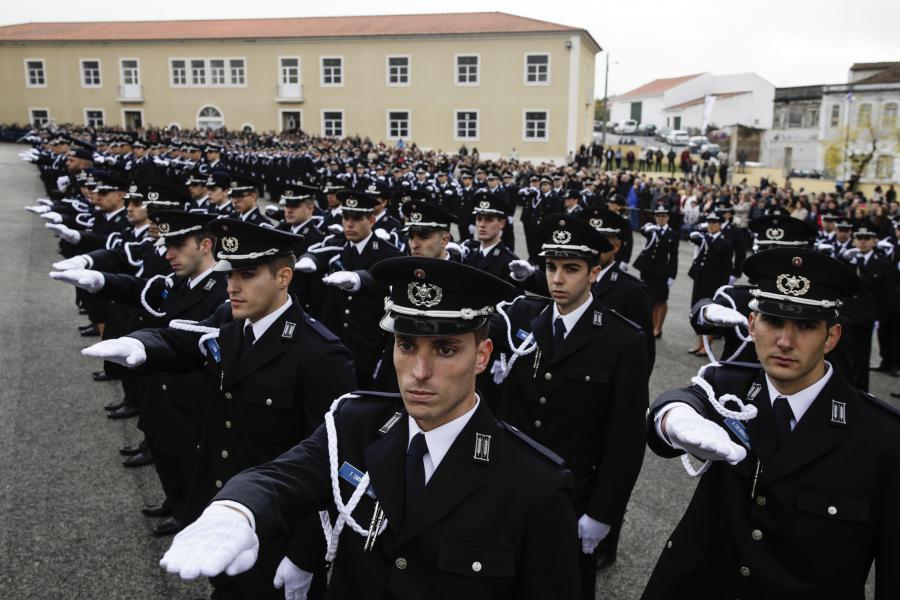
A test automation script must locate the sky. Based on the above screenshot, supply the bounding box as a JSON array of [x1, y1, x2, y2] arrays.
[[3, 0, 899, 97]]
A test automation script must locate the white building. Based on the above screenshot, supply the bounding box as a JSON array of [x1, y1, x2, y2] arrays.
[[609, 72, 774, 131]]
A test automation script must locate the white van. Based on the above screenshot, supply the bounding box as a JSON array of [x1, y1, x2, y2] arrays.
[[667, 130, 690, 146], [615, 119, 638, 134]]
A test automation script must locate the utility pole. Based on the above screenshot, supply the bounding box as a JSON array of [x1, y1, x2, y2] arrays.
[[601, 52, 610, 148]]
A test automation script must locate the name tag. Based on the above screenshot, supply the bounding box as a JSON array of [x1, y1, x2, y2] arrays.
[[723, 418, 751, 449], [516, 329, 529, 341], [338, 461, 376, 499], [207, 339, 222, 364]]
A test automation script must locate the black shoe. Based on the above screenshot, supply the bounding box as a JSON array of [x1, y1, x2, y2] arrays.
[[78, 308, 89, 315], [595, 552, 617, 572], [107, 405, 139, 420], [142, 504, 172, 518], [93, 372, 119, 382], [891, 369, 900, 378], [891, 392, 900, 398], [79, 324, 95, 332], [79, 325, 100, 337], [122, 451, 153, 468], [119, 442, 144, 456], [153, 517, 184, 537], [870, 364, 891, 372], [105, 400, 126, 411]]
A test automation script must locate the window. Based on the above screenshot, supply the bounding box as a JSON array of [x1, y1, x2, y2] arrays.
[[230, 59, 245, 85], [323, 110, 344, 136], [803, 107, 819, 128], [857, 103, 872, 127], [830, 104, 841, 127], [525, 54, 550, 85], [25, 59, 46, 87], [787, 106, 805, 128], [387, 111, 410, 139], [171, 59, 187, 86], [321, 57, 343, 86], [81, 59, 101, 87], [455, 110, 478, 140], [29, 108, 49, 127], [197, 105, 224, 130], [85, 109, 104, 127], [210, 59, 226, 85], [523, 110, 549, 141], [387, 56, 410, 86], [876, 155, 894, 179], [280, 57, 299, 84], [190, 60, 206, 86], [120, 59, 139, 85], [455, 55, 479, 85], [882, 102, 898, 128]]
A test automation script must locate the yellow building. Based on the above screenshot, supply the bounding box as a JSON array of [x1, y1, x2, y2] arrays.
[[0, 12, 600, 162]]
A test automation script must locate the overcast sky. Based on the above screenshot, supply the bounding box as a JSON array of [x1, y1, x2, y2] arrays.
[[3, 0, 898, 96]]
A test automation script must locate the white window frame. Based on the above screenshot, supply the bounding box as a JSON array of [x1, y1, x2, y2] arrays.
[[119, 57, 140, 86], [208, 58, 228, 87], [170, 58, 188, 87], [386, 109, 411, 140], [321, 109, 345, 137], [454, 54, 480, 87], [80, 58, 102, 88], [121, 108, 145, 130], [386, 55, 411, 87], [279, 56, 301, 84], [241, 122, 255, 132], [84, 108, 106, 128], [523, 53, 551, 86], [453, 109, 480, 141], [229, 58, 247, 87], [28, 107, 50, 127], [189, 58, 208, 87], [320, 56, 344, 87], [522, 109, 550, 142], [278, 109, 304, 131], [24, 58, 47, 88], [196, 104, 225, 130]]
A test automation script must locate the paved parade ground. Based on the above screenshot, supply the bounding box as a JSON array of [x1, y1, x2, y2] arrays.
[[0, 141, 892, 599]]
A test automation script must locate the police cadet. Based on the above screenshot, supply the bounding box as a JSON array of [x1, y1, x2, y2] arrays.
[[604, 194, 634, 265], [277, 185, 326, 316], [185, 170, 211, 213], [83, 219, 357, 600], [643, 248, 900, 599], [633, 204, 680, 339], [206, 170, 237, 218], [687, 212, 735, 355], [157, 256, 581, 600], [520, 176, 562, 262], [462, 194, 520, 280], [229, 175, 275, 227], [492, 214, 649, 596], [400, 199, 458, 261]]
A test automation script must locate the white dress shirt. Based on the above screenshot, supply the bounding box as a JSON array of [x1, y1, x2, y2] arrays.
[[351, 231, 373, 255], [407, 396, 480, 484], [552, 293, 594, 339], [764, 361, 833, 430], [244, 296, 293, 342], [105, 206, 126, 221], [188, 266, 215, 289], [239, 206, 259, 222], [479, 240, 501, 257]]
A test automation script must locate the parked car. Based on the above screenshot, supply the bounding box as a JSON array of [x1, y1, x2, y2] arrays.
[[688, 135, 710, 153], [666, 130, 690, 146], [637, 123, 657, 137], [656, 127, 672, 142], [700, 143, 721, 157], [615, 119, 639, 134]]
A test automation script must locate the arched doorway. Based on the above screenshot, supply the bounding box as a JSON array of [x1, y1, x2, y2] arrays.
[[197, 105, 224, 130]]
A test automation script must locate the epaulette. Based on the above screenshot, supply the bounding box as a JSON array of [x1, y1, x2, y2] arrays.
[[304, 315, 340, 342], [352, 389, 404, 401], [500, 421, 565, 466], [603, 307, 642, 331], [860, 390, 900, 419]]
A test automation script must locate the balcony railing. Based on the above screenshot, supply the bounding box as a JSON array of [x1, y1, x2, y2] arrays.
[[117, 84, 143, 102], [276, 82, 304, 103]]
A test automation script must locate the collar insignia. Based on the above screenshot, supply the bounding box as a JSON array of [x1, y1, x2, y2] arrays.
[[473, 433, 492, 462], [831, 400, 847, 425], [282, 321, 296, 339], [378, 411, 403, 434]]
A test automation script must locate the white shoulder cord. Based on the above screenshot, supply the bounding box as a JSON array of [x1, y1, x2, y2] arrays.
[[681, 362, 758, 477], [139, 274, 174, 318], [168, 319, 220, 357], [123, 241, 146, 267], [491, 297, 540, 383], [702, 286, 753, 363], [319, 394, 388, 562]]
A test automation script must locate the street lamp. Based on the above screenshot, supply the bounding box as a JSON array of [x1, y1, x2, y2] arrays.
[[600, 53, 619, 148]]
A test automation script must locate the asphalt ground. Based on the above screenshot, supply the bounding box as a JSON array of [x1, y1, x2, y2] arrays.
[[0, 141, 893, 599]]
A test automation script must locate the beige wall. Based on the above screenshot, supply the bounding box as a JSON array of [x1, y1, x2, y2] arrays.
[[2, 32, 599, 161]]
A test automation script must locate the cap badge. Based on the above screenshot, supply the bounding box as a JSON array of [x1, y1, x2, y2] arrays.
[[479, 200, 491, 210], [366, 185, 378, 194], [776, 274, 811, 297], [147, 191, 160, 201], [158, 223, 170, 234], [765, 227, 785, 240], [128, 184, 138, 194], [589, 218, 604, 230], [206, 177, 214, 186], [792, 256, 803, 267], [221, 236, 239, 253], [552, 230, 572, 245], [230, 181, 238, 189], [284, 189, 294, 197], [409, 212, 422, 223], [345, 198, 359, 208], [407, 282, 443, 308], [413, 268, 426, 280]]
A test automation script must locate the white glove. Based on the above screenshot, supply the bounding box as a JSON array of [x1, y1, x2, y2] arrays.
[[160, 504, 259, 580], [728, 275, 738, 285], [703, 304, 749, 328], [294, 256, 317, 273], [577, 514, 611, 555], [468, 224, 475, 235], [815, 242, 835, 254], [664, 406, 747, 465], [40, 211, 63, 224], [45, 223, 81, 244], [490, 358, 506, 385], [841, 248, 860, 261], [509, 259, 536, 282], [56, 175, 70, 190], [667, 277, 675, 289], [81, 337, 146, 367], [25, 204, 52, 214], [446, 241, 465, 258], [641, 222, 658, 233], [327, 224, 343, 235], [374, 228, 390, 241], [53, 255, 92, 271], [876, 239, 894, 254], [273, 556, 314, 600], [323, 271, 361, 292], [49, 268, 104, 292], [689, 231, 703, 243], [36, 198, 54, 207]]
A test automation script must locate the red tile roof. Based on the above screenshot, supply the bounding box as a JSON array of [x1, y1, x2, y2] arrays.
[[0, 12, 600, 49], [850, 62, 900, 72], [665, 91, 751, 111], [854, 65, 900, 85], [617, 73, 704, 98]]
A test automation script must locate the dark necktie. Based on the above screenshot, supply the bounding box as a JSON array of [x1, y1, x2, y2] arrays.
[[553, 317, 567, 354], [772, 396, 794, 450], [405, 433, 429, 518], [240, 324, 256, 357]]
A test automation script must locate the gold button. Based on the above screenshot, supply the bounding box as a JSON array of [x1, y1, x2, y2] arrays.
[[225, 421, 232, 429], [751, 529, 762, 541], [395, 557, 407, 570], [221, 450, 229, 458], [544, 372, 552, 381], [161, 384, 167, 391], [827, 506, 837, 516], [215, 480, 223, 488], [740, 566, 750, 577], [225, 392, 233, 399], [471, 561, 482, 573], [756, 496, 766, 506], [538, 397, 547, 405], [534, 420, 542, 428], [584, 375, 591, 382], [266, 398, 272, 406]]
